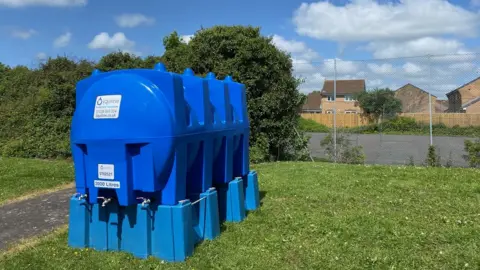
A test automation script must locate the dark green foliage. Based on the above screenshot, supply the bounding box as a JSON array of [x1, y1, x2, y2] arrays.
[[355, 88, 402, 123], [162, 26, 308, 161], [464, 139, 480, 168], [298, 118, 330, 132], [96, 51, 145, 71], [407, 156, 415, 166], [0, 25, 307, 161], [444, 151, 454, 168], [425, 145, 441, 167], [349, 116, 480, 137], [320, 130, 365, 164], [0, 57, 95, 158]]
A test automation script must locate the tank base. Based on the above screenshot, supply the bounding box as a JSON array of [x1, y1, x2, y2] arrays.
[[216, 177, 246, 222], [244, 170, 260, 211], [190, 188, 221, 242], [67, 195, 195, 262]]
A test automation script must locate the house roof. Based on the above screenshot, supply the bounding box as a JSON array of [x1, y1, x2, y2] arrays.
[[395, 83, 437, 98], [461, 96, 480, 109], [435, 99, 448, 112], [446, 76, 480, 97], [302, 91, 322, 111], [321, 79, 366, 95]]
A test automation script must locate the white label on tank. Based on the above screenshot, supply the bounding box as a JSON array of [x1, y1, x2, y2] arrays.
[[98, 164, 114, 179], [94, 95, 122, 119], [94, 180, 120, 189]]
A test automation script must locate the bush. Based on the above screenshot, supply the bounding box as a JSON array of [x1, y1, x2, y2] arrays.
[[0, 25, 308, 162], [250, 134, 271, 164], [298, 118, 330, 133], [425, 145, 441, 167], [464, 139, 480, 168], [320, 130, 365, 164], [162, 26, 307, 161], [385, 117, 419, 131]]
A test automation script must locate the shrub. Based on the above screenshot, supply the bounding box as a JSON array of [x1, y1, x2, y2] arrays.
[[0, 25, 308, 162], [464, 139, 480, 168], [250, 134, 271, 164], [320, 130, 365, 164], [425, 145, 441, 167], [298, 118, 330, 133], [385, 117, 419, 131]]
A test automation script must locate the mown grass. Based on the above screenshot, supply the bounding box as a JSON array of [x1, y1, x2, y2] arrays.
[[2, 162, 480, 269], [0, 158, 74, 204]]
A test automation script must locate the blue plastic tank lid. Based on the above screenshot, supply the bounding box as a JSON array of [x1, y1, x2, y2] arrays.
[[91, 69, 101, 76], [154, 63, 167, 72], [224, 75, 233, 82], [184, 68, 194, 76], [206, 72, 216, 79]]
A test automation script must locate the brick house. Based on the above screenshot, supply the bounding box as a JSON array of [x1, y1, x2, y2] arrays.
[[301, 91, 322, 113], [446, 77, 480, 113], [395, 83, 438, 113], [320, 79, 365, 114]]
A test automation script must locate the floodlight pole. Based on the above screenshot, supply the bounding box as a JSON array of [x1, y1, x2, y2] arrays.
[[333, 58, 337, 162], [428, 55, 433, 146]]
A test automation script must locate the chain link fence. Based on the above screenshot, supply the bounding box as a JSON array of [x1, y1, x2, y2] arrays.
[[298, 53, 480, 167]]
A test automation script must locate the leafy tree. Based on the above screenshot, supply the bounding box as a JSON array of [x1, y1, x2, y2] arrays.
[[162, 26, 308, 161], [96, 51, 145, 71], [355, 88, 402, 123]]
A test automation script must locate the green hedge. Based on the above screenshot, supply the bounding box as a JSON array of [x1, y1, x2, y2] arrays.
[[0, 26, 310, 162]]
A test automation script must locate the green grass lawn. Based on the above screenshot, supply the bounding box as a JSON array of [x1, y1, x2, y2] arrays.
[[3, 162, 480, 269], [0, 157, 74, 204]]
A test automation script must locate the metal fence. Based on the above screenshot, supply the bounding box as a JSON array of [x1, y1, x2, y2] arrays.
[[297, 53, 480, 168]]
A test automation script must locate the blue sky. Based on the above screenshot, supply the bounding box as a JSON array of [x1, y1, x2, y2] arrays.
[[1, 0, 480, 97]]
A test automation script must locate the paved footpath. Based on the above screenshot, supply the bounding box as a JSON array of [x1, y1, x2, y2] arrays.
[[0, 187, 74, 250]]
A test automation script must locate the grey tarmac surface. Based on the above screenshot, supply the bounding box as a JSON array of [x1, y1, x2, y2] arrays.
[[0, 187, 74, 250], [307, 132, 473, 167]]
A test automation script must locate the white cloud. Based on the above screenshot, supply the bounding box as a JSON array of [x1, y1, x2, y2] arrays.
[[367, 37, 470, 59], [36, 52, 47, 60], [53, 32, 71, 48], [322, 59, 359, 75], [0, 0, 86, 7], [298, 72, 326, 93], [367, 79, 384, 88], [180, 35, 193, 44], [11, 28, 36, 39], [403, 62, 423, 75], [293, 0, 479, 42], [271, 34, 319, 59], [367, 63, 395, 75], [448, 62, 476, 72], [115, 14, 155, 28], [88, 32, 135, 51], [270, 35, 324, 93], [292, 58, 316, 74]]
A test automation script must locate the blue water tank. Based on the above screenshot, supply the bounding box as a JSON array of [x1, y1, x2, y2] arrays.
[[71, 65, 201, 206], [71, 65, 250, 207], [224, 76, 250, 177]]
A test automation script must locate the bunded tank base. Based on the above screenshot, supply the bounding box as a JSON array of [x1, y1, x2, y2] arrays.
[[67, 195, 195, 262], [244, 170, 260, 211], [216, 177, 246, 222], [190, 188, 221, 242]]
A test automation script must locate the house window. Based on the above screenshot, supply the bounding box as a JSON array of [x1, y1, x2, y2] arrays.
[[326, 110, 333, 114], [345, 110, 357, 114], [344, 95, 355, 102], [327, 95, 335, 101]]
